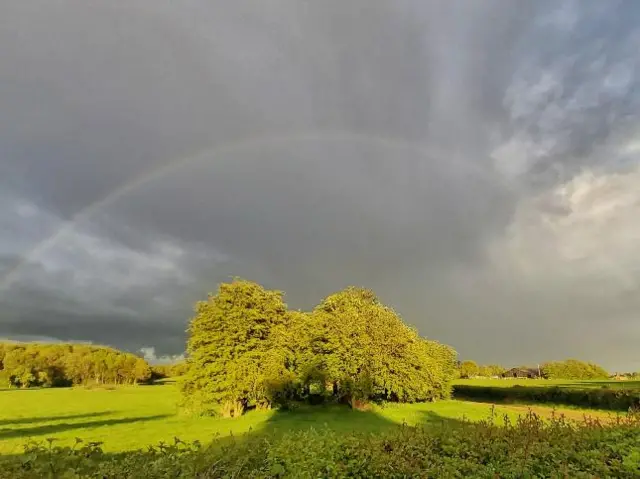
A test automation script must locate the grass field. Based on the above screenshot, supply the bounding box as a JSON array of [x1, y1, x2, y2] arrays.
[[453, 378, 640, 389], [0, 384, 502, 454], [0, 382, 624, 455]]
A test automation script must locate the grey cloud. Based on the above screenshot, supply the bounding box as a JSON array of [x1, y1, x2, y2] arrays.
[[494, 1, 640, 187], [1, 0, 640, 370], [140, 347, 185, 365]]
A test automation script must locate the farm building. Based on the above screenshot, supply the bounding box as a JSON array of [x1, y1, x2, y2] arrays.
[[502, 367, 542, 379]]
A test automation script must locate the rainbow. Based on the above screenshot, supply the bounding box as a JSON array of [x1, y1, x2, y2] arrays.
[[0, 130, 507, 291]]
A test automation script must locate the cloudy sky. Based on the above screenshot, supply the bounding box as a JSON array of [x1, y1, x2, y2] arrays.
[[1, 0, 639, 370]]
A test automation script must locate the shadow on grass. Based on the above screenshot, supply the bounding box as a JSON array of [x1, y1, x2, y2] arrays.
[[227, 403, 467, 442], [0, 411, 114, 427], [0, 403, 468, 475], [0, 414, 171, 440], [257, 404, 397, 436], [416, 409, 465, 427], [147, 378, 177, 386], [0, 387, 46, 392]]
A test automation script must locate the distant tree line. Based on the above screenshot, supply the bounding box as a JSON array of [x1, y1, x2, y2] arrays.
[[457, 361, 505, 379], [457, 359, 610, 380], [0, 343, 152, 388], [613, 372, 640, 380], [453, 384, 640, 411], [541, 359, 608, 380], [150, 361, 189, 381], [180, 280, 457, 417]]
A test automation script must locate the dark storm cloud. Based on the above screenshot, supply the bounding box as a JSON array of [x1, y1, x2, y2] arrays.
[[1, 0, 640, 370]]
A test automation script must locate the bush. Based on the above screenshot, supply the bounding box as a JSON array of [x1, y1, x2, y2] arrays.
[[453, 385, 640, 411], [2, 411, 639, 478]]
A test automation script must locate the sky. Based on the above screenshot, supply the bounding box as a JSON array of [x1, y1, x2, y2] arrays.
[[1, 0, 639, 370]]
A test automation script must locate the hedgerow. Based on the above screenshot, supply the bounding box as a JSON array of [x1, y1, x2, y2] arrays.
[[2, 411, 639, 478], [541, 359, 609, 380], [454, 384, 640, 411]]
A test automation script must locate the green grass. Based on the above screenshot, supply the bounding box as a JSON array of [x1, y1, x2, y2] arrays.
[[1, 383, 631, 455], [0, 384, 552, 455], [2, 383, 638, 477], [453, 378, 640, 390]]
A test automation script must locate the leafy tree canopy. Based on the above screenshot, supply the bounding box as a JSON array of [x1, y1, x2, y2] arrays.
[[0, 343, 151, 388], [311, 287, 456, 403], [459, 360, 479, 379], [180, 279, 291, 415], [541, 359, 609, 380], [181, 281, 457, 415]]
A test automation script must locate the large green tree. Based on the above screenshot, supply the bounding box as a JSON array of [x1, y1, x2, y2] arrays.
[[180, 279, 291, 416], [459, 360, 479, 379], [311, 287, 456, 404], [542, 359, 608, 380]]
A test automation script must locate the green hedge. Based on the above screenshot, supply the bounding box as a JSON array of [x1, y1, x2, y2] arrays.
[[453, 385, 640, 411], [2, 412, 639, 478]]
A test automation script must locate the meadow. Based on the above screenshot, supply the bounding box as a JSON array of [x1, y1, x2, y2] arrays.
[[0, 380, 632, 456], [1, 382, 639, 478], [0, 383, 515, 455]]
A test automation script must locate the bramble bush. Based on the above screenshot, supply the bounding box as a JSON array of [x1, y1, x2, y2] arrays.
[[2, 410, 639, 478], [454, 384, 640, 411]]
